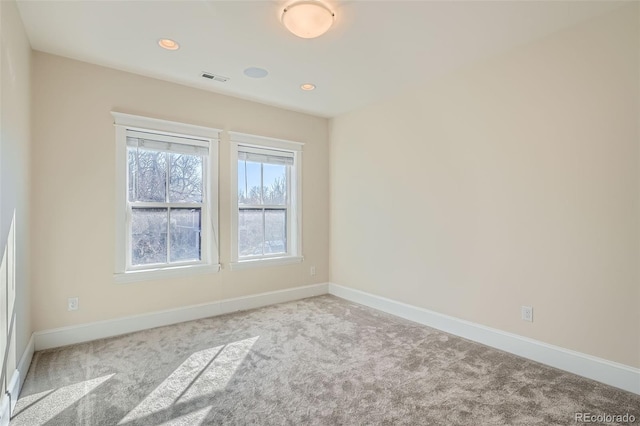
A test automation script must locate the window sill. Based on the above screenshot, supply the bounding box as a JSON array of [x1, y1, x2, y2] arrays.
[[114, 263, 221, 284], [230, 256, 303, 271]]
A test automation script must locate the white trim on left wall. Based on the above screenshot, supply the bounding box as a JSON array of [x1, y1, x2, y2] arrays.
[[0, 334, 35, 426]]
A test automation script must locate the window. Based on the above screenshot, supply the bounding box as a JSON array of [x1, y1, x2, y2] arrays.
[[230, 132, 303, 269], [113, 113, 220, 282]]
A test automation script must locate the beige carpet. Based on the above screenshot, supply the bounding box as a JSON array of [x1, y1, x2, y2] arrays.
[[11, 295, 640, 425]]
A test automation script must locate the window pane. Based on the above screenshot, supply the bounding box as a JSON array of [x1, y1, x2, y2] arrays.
[[238, 160, 261, 205], [170, 208, 201, 262], [238, 209, 263, 257], [264, 209, 286, 254], [169, 154, 203, 202], [129, 148, 166, 202], [263, 164, 287, 205], [131, 208, 167, 265]]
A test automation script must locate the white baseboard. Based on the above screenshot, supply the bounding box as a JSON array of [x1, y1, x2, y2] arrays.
[[12, 334, 35, 409], [35, 283, 329, 351], [27, 282, 640, 395], [0, 393, 7, 426], [0, 334, 35, 425], [328, 283, 640, 395]]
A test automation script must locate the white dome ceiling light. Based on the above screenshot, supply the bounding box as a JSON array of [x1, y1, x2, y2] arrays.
[[282, 1, 335, 39]]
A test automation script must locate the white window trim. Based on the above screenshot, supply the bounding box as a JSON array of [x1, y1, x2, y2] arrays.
[[112, 112, 221, 283], [229, 131, 303, 271]]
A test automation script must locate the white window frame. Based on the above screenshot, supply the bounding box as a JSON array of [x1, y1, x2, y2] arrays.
[[229, 131, 303, 270], [112, 112, 221, 283]]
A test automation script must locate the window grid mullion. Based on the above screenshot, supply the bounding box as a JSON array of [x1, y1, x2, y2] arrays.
[[286, 164, 291, 254], [260, 163, 265, 256], [131, 202, 203, 209], [166, 208, 171, 264], [244, 159, 248, 203], [134, 148, 139, 202], [165, 153, 170, 263], [239, 204, 286, 209], [165, 151, 170, 204]]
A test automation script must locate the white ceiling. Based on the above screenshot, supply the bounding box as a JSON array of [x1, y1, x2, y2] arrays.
[[17, 0, 623, 118]]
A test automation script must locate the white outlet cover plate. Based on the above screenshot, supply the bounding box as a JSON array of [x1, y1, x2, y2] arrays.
[[68, 298, 79, 311], [521, 306, 533, 322]]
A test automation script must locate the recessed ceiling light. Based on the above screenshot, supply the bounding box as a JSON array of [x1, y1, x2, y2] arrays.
[[282, 1, 335, 39], [158, 38, 180, 51], [300, 83, 316, 91], [244, 67, 269, 78]]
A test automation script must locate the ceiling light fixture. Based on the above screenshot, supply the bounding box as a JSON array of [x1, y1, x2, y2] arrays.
[[300, 83, 316, 91], [282, 1, 335, 39], [158, 38, 180, 51]]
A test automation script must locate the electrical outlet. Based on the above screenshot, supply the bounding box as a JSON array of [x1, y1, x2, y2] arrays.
[[310, 266, 316, 276], [521, 305, 533, 322], [68, 297, 79, 311]]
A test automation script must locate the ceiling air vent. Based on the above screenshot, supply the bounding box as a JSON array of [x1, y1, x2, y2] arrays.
[[201, 72, 229, 83]]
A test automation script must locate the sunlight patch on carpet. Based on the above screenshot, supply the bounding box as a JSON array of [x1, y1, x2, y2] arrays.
[[118, 336, 258, 424], [11, 374, 114, 425]]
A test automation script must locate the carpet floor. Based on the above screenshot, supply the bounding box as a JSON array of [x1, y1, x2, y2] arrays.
[[11, 295, 640, 425]]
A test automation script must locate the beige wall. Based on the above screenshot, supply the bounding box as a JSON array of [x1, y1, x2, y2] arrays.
[[31, 52, 329, 331], [330, 5, 639, 368], [0, 0, 32, 366]]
